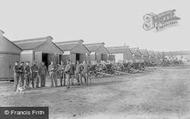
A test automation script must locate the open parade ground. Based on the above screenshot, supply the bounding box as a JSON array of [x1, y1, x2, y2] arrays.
[[0, 65, 190, 119]]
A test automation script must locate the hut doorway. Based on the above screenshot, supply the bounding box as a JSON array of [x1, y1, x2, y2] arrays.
[[59, 55, 62, 64], [42, 53, 49, 68], [101, 54, 104, 61], [76, 53, 80, 63]]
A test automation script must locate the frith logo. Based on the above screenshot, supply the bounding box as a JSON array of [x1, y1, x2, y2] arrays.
[[143, 9, 180, 31]]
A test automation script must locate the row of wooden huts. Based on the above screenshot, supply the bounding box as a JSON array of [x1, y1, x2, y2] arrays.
[[0, 30, 168, 80], [107, 46, 165, 64]]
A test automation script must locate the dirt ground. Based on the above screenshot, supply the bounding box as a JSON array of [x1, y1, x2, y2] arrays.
[[0, 65, 190, 119]]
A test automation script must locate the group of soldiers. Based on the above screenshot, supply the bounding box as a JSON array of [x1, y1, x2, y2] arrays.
[[13, 58, 181, 92], [13, 60, 89, 92]]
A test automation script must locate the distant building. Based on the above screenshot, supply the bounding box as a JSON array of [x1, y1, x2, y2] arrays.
[[55, 40, 89, 64], [85, 42, 109, 64], [0, 30, 22, 80], [14, 36, 63, 67], [163, 51, 175, 61], [165, 51, 190, 63], [107, 46, 133, 63]]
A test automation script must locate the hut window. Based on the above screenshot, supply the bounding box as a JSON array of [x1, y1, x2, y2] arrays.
[[64, 51, 70, 55]]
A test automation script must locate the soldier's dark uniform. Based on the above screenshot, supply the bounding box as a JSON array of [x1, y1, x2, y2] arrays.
[[70, 63, 75, 85], [57, 64, 65, 86], [48, 63, 57, 87], [64, 62, 71, 88], [24, 63, 31, 88], [39, 63, 47, 87], [75, 62, 82, 85], [19, 62, 25, 87], [31, 64, 39, 88], [81, 62, 89, 85], [13, 62, 20, 91]]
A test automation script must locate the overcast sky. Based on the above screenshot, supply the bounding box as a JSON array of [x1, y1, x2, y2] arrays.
[[0, 0, 189, 51]]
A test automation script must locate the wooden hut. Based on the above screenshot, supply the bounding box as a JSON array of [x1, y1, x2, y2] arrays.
[[85, 42, 109, 64], [14, 36, 63, 67], [55, 40, 90, 64], [0, 30, 22, 80], [107, 46, 133, 63]]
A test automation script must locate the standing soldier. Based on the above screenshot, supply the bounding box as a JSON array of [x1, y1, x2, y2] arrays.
[[13, 61, 20, 91], [31, 62, 39, 88], [81, 61, 89, 85], [39, 62, 48, 87], [70, 62, 75, 85], [75, 61, 82, 85], [64, 60, 71, 89], [58, 61, 65, 87], [48, 61, 57, 87], [19, 62, 25, 87], [24, 61, 31, 89]]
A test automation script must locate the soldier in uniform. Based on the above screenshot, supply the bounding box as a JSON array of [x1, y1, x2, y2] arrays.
[[31, 62, 39, 88], [75, 61, 82, 85], [24, 61, 31, 89], [57, 61, 65, 87], [48, 61, 57, 87], [64, 60, 71, 89], [39, 62, 48, 87], [81, 61, 89, 85], [13, 61, 20, 91], [70, 62, 75, 85], [19, 62, 25, 87]]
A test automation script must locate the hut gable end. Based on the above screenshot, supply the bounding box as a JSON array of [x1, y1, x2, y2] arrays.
[[13, 36, 52, 50], [36, 40, 63, 54], [107, 46, 130, 54], [71, 44, 89, 54], [13, 36, 63, 54], [95, 46, 109, 54], [56, 40, 89, 54], [85, 43, 109, 54], [0, 36, 21, 54]]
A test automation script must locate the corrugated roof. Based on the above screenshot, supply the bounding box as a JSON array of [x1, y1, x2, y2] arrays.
[[55, 40, 83, 51], [0, 30, 21, 50], [3, 36, 22, 51], [0, 36, 22, 54], [85, 42, 105, 52], [107, 46, 129, 54], [13, 36, 53, 50], [0, 30, 22, 53]]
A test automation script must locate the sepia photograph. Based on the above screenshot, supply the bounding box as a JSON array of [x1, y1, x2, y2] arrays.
[[0, 0, 190, 119]]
